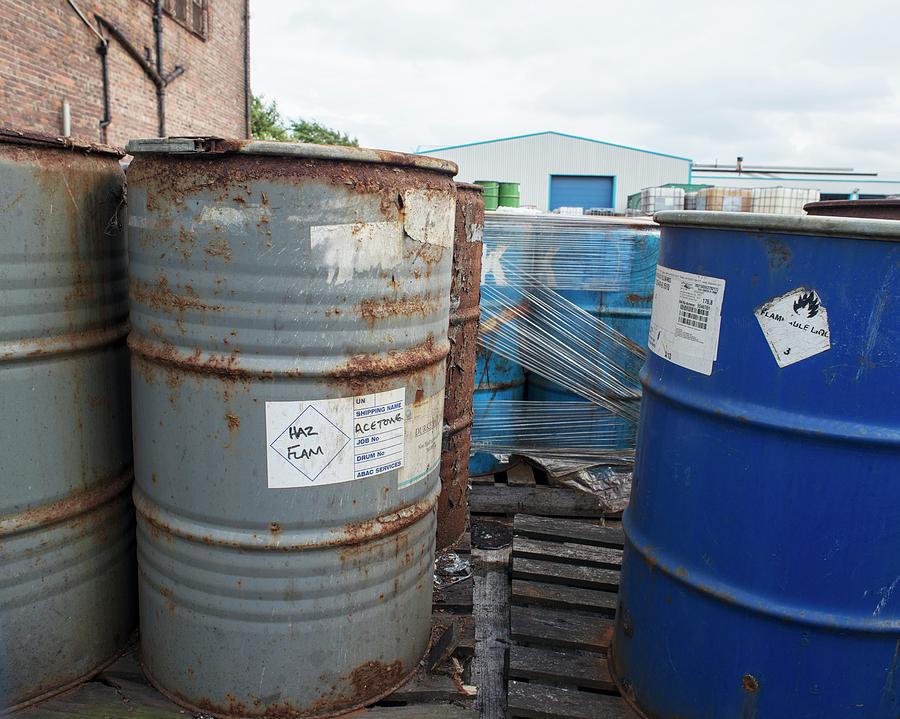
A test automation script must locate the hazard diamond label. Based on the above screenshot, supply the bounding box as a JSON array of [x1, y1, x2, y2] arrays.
[[269, 405, 350, 484], [265, 388, 406, 489]]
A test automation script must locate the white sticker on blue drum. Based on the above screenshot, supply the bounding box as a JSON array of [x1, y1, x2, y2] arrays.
[[648, 265, 726, 375], [755, 288, 831, 368]]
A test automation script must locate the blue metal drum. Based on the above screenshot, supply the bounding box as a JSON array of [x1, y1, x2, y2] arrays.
[[612, 212, 900, 718], [469, 347, 526, 475], [526, 221, 659, 450]]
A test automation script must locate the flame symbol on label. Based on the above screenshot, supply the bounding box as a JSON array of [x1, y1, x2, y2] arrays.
[[793, 292, 819, 318]]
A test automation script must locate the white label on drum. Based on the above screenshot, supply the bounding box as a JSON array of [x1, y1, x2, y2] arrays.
[[310, 221, 403, 285], [648, 265, 726, 376], [266, 388, 405, 488], [755, 288, 831, 367], [401, 188, 455, 249], [398, 392, 444, 489]]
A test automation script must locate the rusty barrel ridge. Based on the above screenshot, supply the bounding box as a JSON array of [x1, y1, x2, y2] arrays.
[[437, 183, 483, 551], [805, 198, 900, 220], [0, 129, 135, 710], [612, 211, 900, 718], [126, 138, 458, 718]]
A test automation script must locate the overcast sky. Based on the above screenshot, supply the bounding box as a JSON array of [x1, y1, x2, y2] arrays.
[[251, 1, 900, 172]]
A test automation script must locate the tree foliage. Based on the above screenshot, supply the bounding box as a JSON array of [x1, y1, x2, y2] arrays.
[[251, 95, 358, 147], [288, 119, 358, 147], [250, 95, 289, 141]]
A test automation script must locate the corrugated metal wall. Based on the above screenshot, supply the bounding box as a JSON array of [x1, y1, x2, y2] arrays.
[[422, 133, 691, 212]]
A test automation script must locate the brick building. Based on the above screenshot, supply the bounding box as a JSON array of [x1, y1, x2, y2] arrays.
[[0, 0, 250, 147]]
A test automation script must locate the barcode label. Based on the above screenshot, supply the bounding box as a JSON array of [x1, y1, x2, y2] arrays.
[[678, 301, 709, 330], [648, 265, 726, 376]]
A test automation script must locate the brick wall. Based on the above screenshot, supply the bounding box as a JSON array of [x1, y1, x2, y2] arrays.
[[0, 0, 249, 147]]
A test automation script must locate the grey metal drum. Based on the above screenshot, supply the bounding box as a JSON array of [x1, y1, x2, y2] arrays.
[[0, 129, 135, 710], [126, 138, 458, 718]]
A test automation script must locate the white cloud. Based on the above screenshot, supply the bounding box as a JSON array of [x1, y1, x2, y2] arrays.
[[250, 0, 900, 172]]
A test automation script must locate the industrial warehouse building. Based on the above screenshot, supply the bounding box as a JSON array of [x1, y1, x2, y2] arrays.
[[420, 131, 692, 214], [422, 132, 900, 212]]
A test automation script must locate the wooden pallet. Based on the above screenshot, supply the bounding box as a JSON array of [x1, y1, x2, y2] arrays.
[[21, 536, 478, 719], [506, 514, 635, 719], [470, 463, 623, 520]]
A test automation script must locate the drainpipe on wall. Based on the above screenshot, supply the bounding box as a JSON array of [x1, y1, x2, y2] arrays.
[[97, 39, 112, 143], [64, 0, 110, 142], [96, 9, 184, 140], [243, 0, 251, 138], [61, 100, 71, 137]]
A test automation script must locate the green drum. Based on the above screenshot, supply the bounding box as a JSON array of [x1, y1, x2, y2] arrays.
[[475, 180, 499, 211], [498, 181, 520, 208]]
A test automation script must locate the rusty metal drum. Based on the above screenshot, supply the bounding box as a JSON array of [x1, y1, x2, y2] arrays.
[[0, 129, 135, 710], [437, 183, 483, 551], [125, 138, 457, 717], [805, 198, 900, 219]]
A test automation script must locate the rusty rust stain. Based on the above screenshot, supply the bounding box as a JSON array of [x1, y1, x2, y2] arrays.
[[131, 275, 224, 314], [626, 292, 654, 304], [158, 585, 176, 613], [764, 238, 792, 270], [0, 127, 123, 156], [437, 182, 483, 551], [328, 334, 446, 383], [204, 237, 233, 262], [177, 226, 194, 260], [225, 411, 240, 432], [0, 472, 131, 536], [349, 661, 404, 704], [126, 152, 455, 229], [129, 336, 247, 385], [356, 295, 434, 325], [137, 492, 436, 553]]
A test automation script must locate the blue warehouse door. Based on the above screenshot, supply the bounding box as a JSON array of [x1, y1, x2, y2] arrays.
[[549, 175, 614, 211]]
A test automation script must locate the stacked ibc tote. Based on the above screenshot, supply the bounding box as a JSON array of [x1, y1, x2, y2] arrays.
[[470, 211, 660, 468]]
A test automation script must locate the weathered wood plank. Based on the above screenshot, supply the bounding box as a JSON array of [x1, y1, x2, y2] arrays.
[[510, 605, 613, 652], [511, 557, 620, 592], [507, 680, 635, 719], [514, 514, 625, 548], [19, 681, 184, 718], [510, 579, 618, 615], [453, 531, 472, 554], [470, 472, 497, 485], [512, 536, 622, 570], [470, 486, 603, 517], [436, 613, 474, 657], [387, 671, 466, 703], [506, 464, 536, 486], [507, 644, 616, 692], [365, 705, 479, 718], [471, 546, 512, 719], [433, 577, 474, 613]]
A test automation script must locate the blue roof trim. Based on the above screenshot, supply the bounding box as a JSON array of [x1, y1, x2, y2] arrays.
[[418, 131, 692, 163], [692, 175, 900, 184]]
